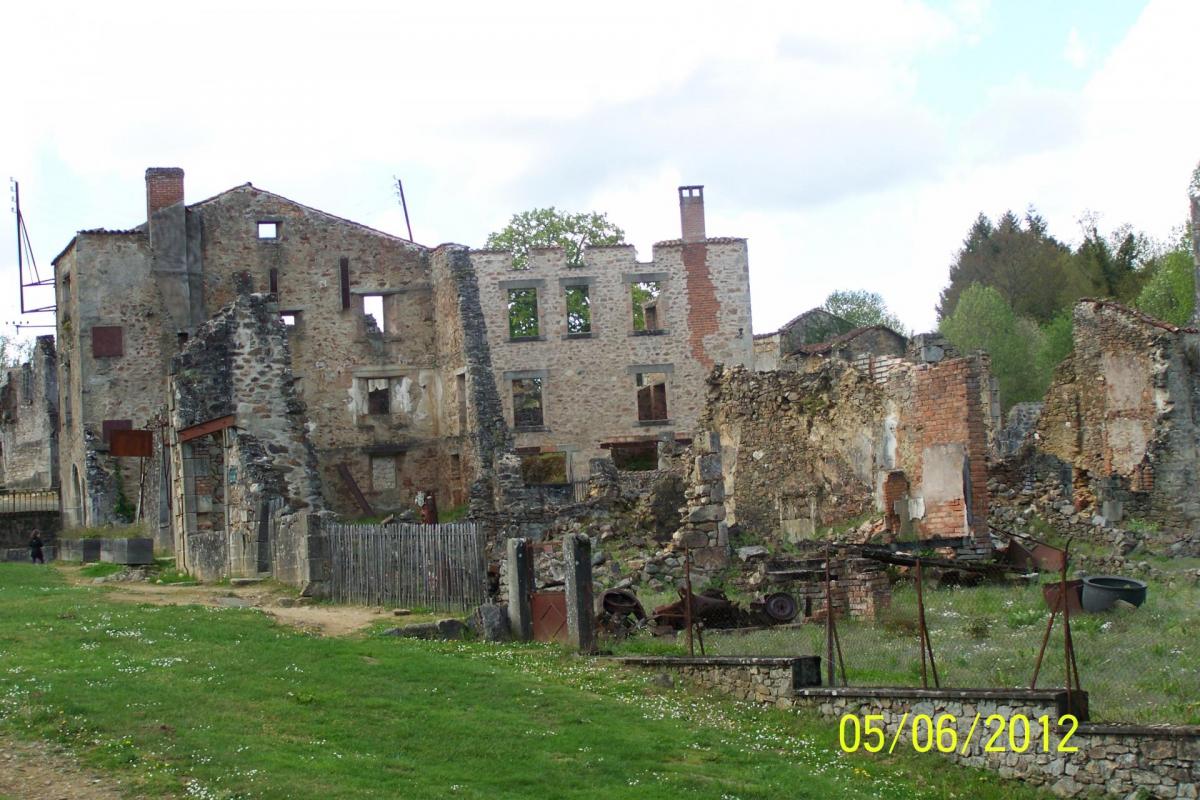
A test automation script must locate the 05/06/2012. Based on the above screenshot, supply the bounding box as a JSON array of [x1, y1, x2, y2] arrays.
[[839, 712, 1080, 756]]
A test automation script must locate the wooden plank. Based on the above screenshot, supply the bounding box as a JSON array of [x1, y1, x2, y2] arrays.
[[336, 462, 374, 516], [179, 414, 236, 443]]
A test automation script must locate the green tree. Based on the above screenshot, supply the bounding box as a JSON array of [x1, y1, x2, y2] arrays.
[[0, 334, 33, 368], [940, 284, 1050, 410], [1134, 232, 1195, 326], [485, 207, 625, 269], [1035, 309, 1074, 378], [937, 209, 1076, 323], [821, 290, 907, 334]]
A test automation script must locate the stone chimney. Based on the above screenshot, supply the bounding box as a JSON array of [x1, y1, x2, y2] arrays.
[[144, 167, 201, 331], [679, 185, 705, 244], [145, 167, 185, 222]]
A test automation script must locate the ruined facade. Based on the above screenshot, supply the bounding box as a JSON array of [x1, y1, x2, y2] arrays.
[[1038, 299, 1200, 530], [0, 336, 59, 489], [47, 169, 754, 582], [678, 352, 995, 563], [471, 186, 754, 482]]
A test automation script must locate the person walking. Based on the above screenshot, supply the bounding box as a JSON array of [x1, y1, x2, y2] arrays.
[[28, 529, 45, 564]]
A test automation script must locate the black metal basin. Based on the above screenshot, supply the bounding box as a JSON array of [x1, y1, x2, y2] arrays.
[[1080, 575, 1148, 612]]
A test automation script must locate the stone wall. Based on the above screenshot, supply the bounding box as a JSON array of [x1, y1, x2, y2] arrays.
[[690, 355, 993, 556], [470, 193, 754, 484], [0, 336, 59, 489], [193, 184, 468, 515], [610, 655, 821, 707], [53, 231, 170, 533], [169, 292, 325, 581], [1038, 300, 1200, 531], [794, 687, 1199, 799]]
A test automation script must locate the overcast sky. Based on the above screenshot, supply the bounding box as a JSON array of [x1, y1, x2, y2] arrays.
[[3, 0, 1197, 344]]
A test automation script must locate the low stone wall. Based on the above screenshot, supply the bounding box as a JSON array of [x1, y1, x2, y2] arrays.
[[58, 539, 101, 562], [3, 546, 57, 562], [99, 538, 154, 565], [609, 655, 821, 707], [0, 511, 62, 548], [270, 511, 329, 597], [794, 687, 1199, 799]]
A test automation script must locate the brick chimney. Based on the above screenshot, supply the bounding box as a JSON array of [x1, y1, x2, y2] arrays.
[[679, 185, 705, 244], [145, 167, 185, 222]]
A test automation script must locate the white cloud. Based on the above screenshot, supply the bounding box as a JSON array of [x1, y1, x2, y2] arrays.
[[1063, 27, 1090, 69]]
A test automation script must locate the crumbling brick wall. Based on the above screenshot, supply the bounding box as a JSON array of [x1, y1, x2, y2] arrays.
[[0, 336, 59, 489], [1038, 299, 1200, 529], [692, 354, 993, 556]]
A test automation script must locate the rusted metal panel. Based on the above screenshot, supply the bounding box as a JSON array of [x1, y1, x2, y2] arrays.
[[531, 592, 568, 643], [91, 326, 124, 358], [110, 429, 153, 457], [178, 414, 235, 443], [101, 419, 132, 443]]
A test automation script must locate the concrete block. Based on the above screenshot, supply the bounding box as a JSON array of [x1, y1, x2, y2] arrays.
[[99, 537, 154, 565], [563, 533, 595, 653], [506, 537, 533, 641]]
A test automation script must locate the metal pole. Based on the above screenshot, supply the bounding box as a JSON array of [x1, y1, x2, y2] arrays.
[[915, 559, 929, 688], [825, 542, 834, 687], [15, 180, 24, 315], [396, 178, 414, 242], [684, 546, 694, 657]]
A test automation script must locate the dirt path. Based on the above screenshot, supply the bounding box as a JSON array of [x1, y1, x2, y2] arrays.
[[0, 735, 139, 800], [57, 565, 413, 636]]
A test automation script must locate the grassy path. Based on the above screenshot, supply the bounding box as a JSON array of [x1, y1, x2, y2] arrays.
[[0, 564, 1051, 799]]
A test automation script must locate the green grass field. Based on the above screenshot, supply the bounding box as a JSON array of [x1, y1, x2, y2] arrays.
[[0, 563, 1053, 799], [616, 562, 1200, 724]]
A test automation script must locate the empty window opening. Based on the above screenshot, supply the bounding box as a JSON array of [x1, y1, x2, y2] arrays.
[[511, 377, 544, 428], [631, 281, 662, 332], [363, 294, 386, 333], [449, 453, 462, 480], [367, 378, 391, 415], [280, 313, 298, 327], [565, 286, 591, 335], [507, 288, 539, 339], [611, 442, 658, 471], [635, 371, 669, 421], [370, 454, 398, 491], [257, 221, 279, 239], [520, 452, 567, 485], [269, 268, 279, 294]]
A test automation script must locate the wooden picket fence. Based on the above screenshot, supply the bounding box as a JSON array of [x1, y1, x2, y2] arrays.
[[326, 522, 487, 612]]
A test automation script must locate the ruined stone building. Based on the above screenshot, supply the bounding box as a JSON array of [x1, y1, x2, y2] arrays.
[[472, 186, 754, 481], [677, 347, 998, 566], [1038, 299, 1200, 530], [752, 308, 905, 374], [0, 336, 59, 489], [47, 169, 754, 579]]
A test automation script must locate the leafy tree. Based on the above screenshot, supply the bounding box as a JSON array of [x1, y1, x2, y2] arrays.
[[1134, 230, 1195, 326], [937, 209, 1075, 323], [486, 207, 625, 269], [821, 290, 907, 335], [940, 284, 1050, 410], [1073, 219, 1151, 303], [0, 335, 33, 369], [1035, 310, 1074, 379]]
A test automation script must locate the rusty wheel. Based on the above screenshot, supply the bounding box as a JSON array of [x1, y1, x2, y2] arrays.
[[763, 591, 798, 622]]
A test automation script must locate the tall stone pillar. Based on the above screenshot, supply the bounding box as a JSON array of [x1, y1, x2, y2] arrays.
[[563, 533, 595, 653], [506, 537, 533, 641]]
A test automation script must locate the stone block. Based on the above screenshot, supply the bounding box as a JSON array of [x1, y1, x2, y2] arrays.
[[563, 533, 595, 653], [99, 537, 153, 565], [687, 504, 725, 523], [506, 537, 533, 641]]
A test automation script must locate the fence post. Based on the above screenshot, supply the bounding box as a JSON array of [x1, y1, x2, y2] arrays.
[[507, 537, 533, 641], [563, 533, 595, 654]]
